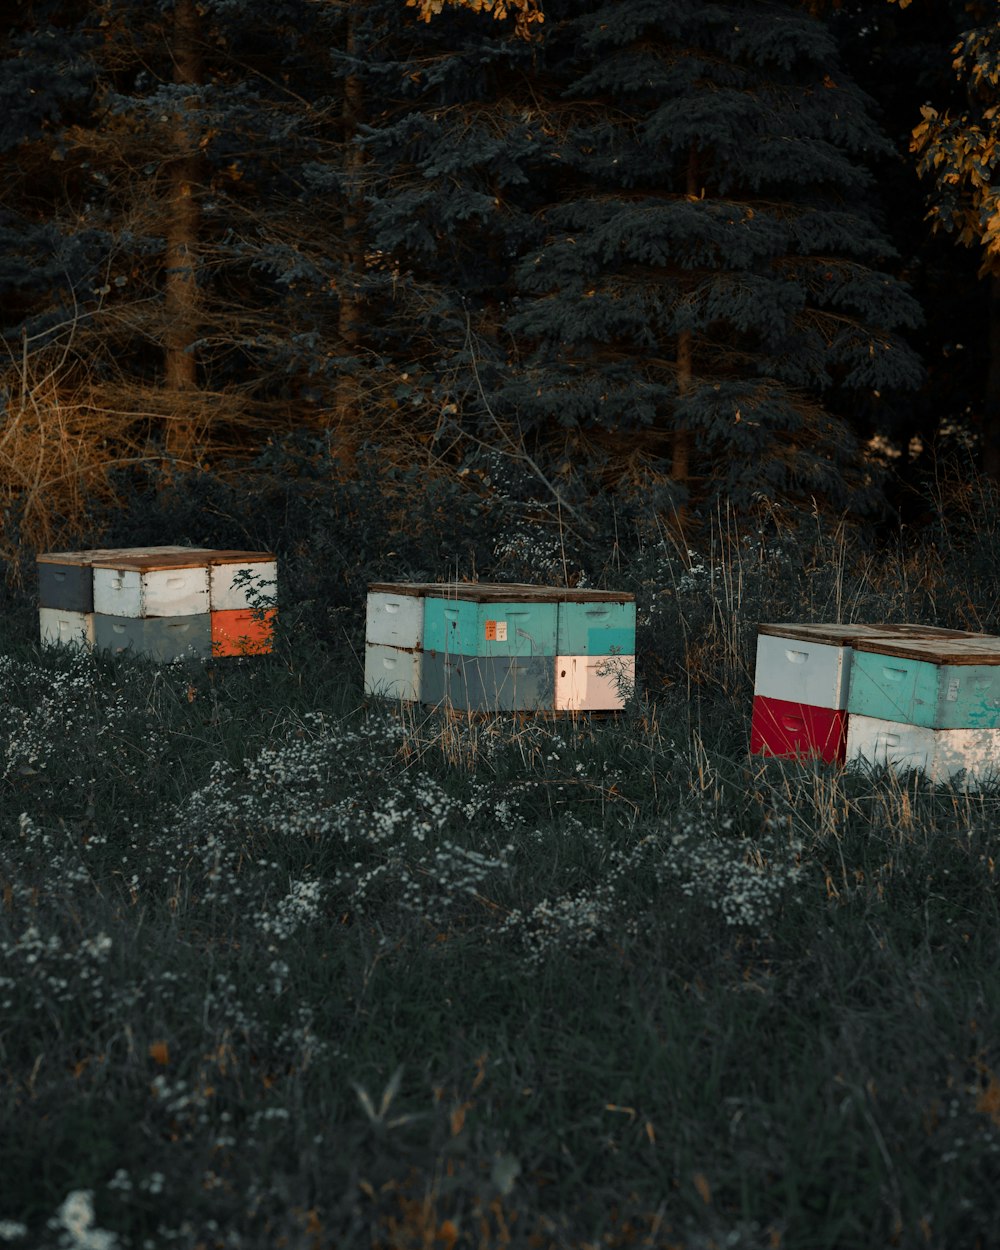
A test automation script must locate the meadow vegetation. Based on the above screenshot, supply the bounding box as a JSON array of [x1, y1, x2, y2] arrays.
[[1, 445, 999, 1249]]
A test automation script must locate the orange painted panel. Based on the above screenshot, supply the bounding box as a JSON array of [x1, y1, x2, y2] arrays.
[[211, 608, 275, 656]]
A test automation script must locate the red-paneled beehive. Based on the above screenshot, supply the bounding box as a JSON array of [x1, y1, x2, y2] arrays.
[[751, 623, 983, 764]]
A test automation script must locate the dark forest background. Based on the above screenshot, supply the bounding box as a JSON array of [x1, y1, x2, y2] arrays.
[[1, 0, 998, 575]]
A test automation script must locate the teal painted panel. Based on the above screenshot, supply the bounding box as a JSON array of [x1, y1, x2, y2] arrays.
[[422, 652, 554, 710], [557, 600, 636, 655], [848, 649, 1000, 729], [422, 598, 557, 657]]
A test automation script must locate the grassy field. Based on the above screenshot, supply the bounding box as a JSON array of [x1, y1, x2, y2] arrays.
[[2, 495, 1000, 1250]]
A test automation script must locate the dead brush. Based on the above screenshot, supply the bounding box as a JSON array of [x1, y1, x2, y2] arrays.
[[392, 701, 558, 774], [0, 337, 155, 584]]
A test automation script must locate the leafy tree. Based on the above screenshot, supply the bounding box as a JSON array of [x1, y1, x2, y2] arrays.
[[888, 1, 1000, 475], [407, 0, 544, 38]]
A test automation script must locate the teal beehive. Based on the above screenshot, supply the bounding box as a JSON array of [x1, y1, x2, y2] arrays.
[[423, 593, 558, 658], [848, 636, 1000, 730], [365, 580, 634, 712]]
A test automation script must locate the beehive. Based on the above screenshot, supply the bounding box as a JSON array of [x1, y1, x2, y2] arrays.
[[365, 582, 636, 712], [846, 635, 1000, 786], [751, 623, 984, 764], [38, 547, 276, 661]]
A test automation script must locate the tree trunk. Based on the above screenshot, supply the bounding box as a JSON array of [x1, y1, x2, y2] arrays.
[[333, 4, 366, 461], [982, 274, 1000, 481], [670, 147, 700, 527], [673, 329, 693, 485], [163, 0, 203, 468]]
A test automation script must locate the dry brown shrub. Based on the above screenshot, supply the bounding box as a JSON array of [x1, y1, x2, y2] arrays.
[[0, 344, 161, 584]]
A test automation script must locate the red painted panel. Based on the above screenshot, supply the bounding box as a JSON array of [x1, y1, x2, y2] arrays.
[[211, 608, 275, 656], [750, 695, 846, 764]]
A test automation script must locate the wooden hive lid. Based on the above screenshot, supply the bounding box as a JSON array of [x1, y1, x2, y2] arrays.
[[368, 581, 635, 603], [89, 550, 217, 571], [368, 581, 486, 597], [205, 550, 276, 564], [757, 622, 984, 647], [38, 545, 214, 566], [852, 634, 1000, 665]]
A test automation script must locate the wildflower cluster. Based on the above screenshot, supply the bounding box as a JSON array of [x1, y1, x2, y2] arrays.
[[142, 709, 527, 938], [653, 814, 806, 931], [0, 650, 174, 813], [0, 813, 115, 1016]]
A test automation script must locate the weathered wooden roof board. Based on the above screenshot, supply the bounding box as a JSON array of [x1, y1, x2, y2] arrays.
[[757, 622, 984, 647], [368, 581, 635, 603], [852, 635, 1000, 666], [88, 549, 274, 572], [37, 546, 215, 566], [205, 551, 277, 565]]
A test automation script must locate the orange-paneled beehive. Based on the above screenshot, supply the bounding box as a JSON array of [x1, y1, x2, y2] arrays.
[[38, 547, 276, 662]]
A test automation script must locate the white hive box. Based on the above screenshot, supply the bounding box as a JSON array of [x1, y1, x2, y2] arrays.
[[39, 608, 95, 649], [208, 551, 277, 611], [92, 552, 210, 618], [847, 714, 1000, 789], [755, 630, 853, 710], [364, 642, 422, 701], [364, 583, 459, 701], [366, 584, 430, 649], [555, 654, 635, 711]]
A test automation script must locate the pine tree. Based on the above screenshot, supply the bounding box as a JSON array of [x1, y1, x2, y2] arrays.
[[488, 0, 924, 519], [349, 0, 551, 458], [0, 2, 96, 338], [1, 0, 358, 477]]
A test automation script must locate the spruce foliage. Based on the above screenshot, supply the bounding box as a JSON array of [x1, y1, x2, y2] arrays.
[[0, 0, 939, 541], [489, 0, 925, 513]]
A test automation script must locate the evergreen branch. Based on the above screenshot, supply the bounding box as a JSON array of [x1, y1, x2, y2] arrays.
[[460, 310, 590, 538]]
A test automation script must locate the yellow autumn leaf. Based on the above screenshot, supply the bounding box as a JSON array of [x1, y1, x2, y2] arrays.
[[437, 1219, 459, 1250], [148, 1041, 170, 1066]]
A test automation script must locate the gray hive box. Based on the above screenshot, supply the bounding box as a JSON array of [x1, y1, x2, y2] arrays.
[[421, 652, 554, 711], [94, 613, 213, 662]]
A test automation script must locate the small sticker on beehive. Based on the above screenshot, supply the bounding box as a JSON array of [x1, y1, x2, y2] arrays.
[[483, 620, 507, 642], [946, 677, 960, 702]]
